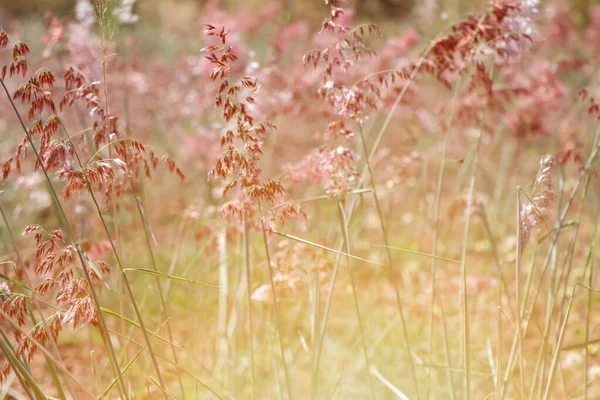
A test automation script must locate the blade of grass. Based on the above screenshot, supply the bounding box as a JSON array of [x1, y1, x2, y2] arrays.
[[243, 215, 256, 399], [101, 319, 168, 398], [122, 268, 220, 287], [0, 310, 94, 399], [147, 377, 177, 400], [258, 201, 293, 400], [62, 120, 168, 398], [130, 191, 187, 399], [500, 124, 600, 399], [104, 309, 230, 397], [374, 245, 462, 264], [583, 210, 599, 399], [370, 365, 411, 400], [310, 252, 321, 400], [425, 76, 461, 400], [515, 188, 525, 399], [0, 332, 45, 400], [336, 199, 377, 400], [528, 177, 589, 399], [0, 371, 17, 400], [542, 284, 600, 399], [273, 231, 388, 267], [0, 201, 69, 400], [108, 328, 229, 399], [0, 331, 39, 399], [357, 122, 419, 398]]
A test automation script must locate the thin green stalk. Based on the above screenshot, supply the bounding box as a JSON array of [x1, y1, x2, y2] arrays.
[[515, 189, 525, 400], [336, 199, 377, 400], [97, 12, 127, 390], [103, 307, 232, 397], [553, 177, 591, 333], [273, 231, 387, 267], [500, 125, 600, 399], [370, 366, 411, 400], [311, 254, 321, 400], [163, 212, 192, 299], [101, 319, 167, 399], [479, 204, 516, 320], [311, 237, 344, 398], [425, 77, 461, 400], [26, 306, 67, 400], [0, 371, 25, 400], [496, 306, 501, 400], [0, 333, 35, 400], [243, 215, 256, 399], [440, 300, 456, 400], [0, 201, 68, 400], [584, 212, 598, 400], [58, 121, 168, 397], [257, 201, 293, 400], [0, 309, 95, 398], [0, 331, 45, 400], [458, 123, 485, 400], [357, 124, 419, 398], [529, 178, 588, 399], [0, 78, 128, 400], [542, 284, 600, 399], [131, 189, 187, 399], [147, 377, 177, 400]]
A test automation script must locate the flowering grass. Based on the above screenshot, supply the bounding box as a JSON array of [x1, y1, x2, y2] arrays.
[[1, 0, 600, 399]]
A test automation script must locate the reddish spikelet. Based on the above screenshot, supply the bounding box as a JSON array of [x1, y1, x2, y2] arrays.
[[22, 225, 40, 236], [285, 145, 359, 199], [12, 41, 30, 59], [34, 67, 56, 88], [9, 57, 28, 78], [520, 155, 555, 251], [0, 31, 8, 51], [2, 160, 11, 181], [426, 1, 530, 84], [163, 155, 185, 182], [203, 23, 295, 223], [0, 363, 10, 385]]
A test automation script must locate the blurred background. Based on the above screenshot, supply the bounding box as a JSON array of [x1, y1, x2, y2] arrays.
[[2, 0, 599, 49]]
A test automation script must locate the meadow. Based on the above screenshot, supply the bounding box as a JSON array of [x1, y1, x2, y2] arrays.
[[0, 0, 600, 399]]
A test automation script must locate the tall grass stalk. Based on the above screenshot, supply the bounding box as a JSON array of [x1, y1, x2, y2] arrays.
[[542, 284, 600, 399], [501, 125, 600, 399], [131, 189, 187, 399], [95, 8, 129, 392], [336, 198, 377, 400], [0, 309, 95, 398], [583, 210, 599, 399], [0, 201, 69, 400], [356, 122, 419, 398], [243, 215, 256, 399], [0, 77, 129, 400], [310, 253, 321, 400], [515, 188, 525, 399], [258, 200, 293, 400], [530, 177, 588, 399], [458, 74, 493, 398], [59, 121, 168, 397], [425, 77, 461, 400], [0, 330, 45, 400]]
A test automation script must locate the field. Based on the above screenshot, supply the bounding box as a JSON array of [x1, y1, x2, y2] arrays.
[[1, 0, 600, 399]]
